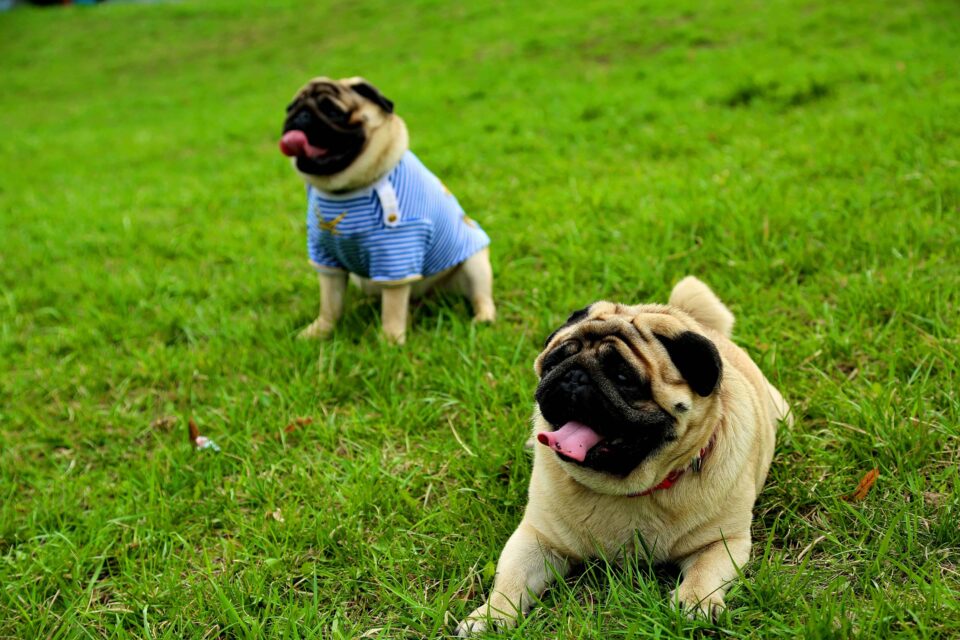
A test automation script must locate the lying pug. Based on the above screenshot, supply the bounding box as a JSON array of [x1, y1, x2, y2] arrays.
[[457, 277, 790, 635], [279, 76, 495, 344]]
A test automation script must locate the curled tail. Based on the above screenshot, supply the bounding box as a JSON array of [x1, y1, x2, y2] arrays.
[[669, 276, 735, 338]]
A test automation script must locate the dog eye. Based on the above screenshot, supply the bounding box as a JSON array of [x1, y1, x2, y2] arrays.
[[606, 357, 644, 394], [318, 98, 345, 121], [540, 340, 580, 376], [615, 371, 637, 389]]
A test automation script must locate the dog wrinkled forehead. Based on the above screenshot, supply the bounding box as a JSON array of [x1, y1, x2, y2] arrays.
[[536, 302, 690, 368], [536, 301, 723, 397], [287, 76, 393, 113], [540, 302, 679, 348], [536, 303, 626, 370], [286, 77, 340, 108]]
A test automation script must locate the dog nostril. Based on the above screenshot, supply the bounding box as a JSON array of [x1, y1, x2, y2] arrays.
[[561, 367, 591, 388], [290, 110, 313, 129]]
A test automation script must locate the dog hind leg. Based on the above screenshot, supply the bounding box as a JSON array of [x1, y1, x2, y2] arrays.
[[448, 248, 496, 323]]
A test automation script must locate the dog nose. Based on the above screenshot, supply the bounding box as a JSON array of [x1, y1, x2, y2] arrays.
[[561, 367, 590, 388], [558, 367, 595, 405], [288, 109, 314, 130]]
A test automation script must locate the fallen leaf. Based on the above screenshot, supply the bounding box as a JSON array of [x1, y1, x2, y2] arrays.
[[848, 468, 879, 501], [188, 417, 200, 442], [284, 416, 313, 433]]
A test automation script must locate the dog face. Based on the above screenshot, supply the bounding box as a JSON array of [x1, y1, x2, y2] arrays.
[[280, 76, 406, 191], [533, 301, 723, 492]]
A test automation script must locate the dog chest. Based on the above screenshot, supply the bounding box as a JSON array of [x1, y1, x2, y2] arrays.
[[304, 151, 489, 282]]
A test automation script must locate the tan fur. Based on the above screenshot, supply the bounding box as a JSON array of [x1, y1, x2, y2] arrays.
[[669, 276, 735, 337], [287, 77, 496, 343], [457, 277, 789, 635], [291, 77, 410, 194]]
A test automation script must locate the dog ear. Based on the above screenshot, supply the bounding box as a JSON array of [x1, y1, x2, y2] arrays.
[[543, 305, 592, 348], [351, 81, 394, 113], [654, 331, 722, 397]]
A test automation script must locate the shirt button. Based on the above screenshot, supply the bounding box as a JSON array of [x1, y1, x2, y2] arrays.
[[387, 214, 398, 223]]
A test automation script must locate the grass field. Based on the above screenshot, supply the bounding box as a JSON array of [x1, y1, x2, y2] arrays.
[[2, 0, 959, 637]]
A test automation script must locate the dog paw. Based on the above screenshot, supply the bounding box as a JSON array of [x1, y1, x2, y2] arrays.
[[473, 297, 497, 322], [473, 310, 496, 323], [455, 604, 514, 637], [454, 617, 487, 637], [472, 300, 496, 324], [297, 318, 335, 340], [382, 328, 407, 345], [670, 585, 725, 620]]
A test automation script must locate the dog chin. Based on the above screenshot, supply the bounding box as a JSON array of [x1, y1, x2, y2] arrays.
[[544, 423, 670, 478], [296, 164, 364, 195], [536, 398, 674, 478], [536, 419, 666, 496], [295, 116, 408, 194], [295, 151, 361, 177]]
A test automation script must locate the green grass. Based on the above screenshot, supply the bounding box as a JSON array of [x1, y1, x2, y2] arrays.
[[1, 0, 958, 637]]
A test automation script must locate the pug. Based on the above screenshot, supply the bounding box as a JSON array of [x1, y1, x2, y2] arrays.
[[457, 277, 791, 635], [279, 76, 495, 344]]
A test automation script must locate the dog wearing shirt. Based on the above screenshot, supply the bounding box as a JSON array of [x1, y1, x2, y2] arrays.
[[279, 76, 496, 344]]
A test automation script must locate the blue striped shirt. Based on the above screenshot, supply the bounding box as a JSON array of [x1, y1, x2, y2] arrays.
[[306, 151, 490, 284]]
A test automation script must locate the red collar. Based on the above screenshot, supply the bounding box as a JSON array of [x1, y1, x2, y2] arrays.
[[627, 432, 717, 498]]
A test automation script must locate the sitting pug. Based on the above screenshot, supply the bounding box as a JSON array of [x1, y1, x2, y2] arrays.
[[279, 76, 495, 344], [457, 277, 791, 635]]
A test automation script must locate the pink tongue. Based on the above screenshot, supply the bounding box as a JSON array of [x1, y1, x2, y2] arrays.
[[536, 421, 603, 462], [279, 130, 328, 158]]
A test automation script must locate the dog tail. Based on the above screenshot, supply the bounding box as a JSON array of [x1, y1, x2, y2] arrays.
[[669, 276, 735, 338]]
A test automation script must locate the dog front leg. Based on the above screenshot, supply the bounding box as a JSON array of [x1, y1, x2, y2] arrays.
[[671, 534, 751, 619], [456, 521, 569, 636], [299, 271, 347, 339], [381, 284, 411, 344]]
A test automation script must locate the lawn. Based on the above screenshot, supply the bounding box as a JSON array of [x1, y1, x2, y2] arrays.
[[1, 0, 958, 637]]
